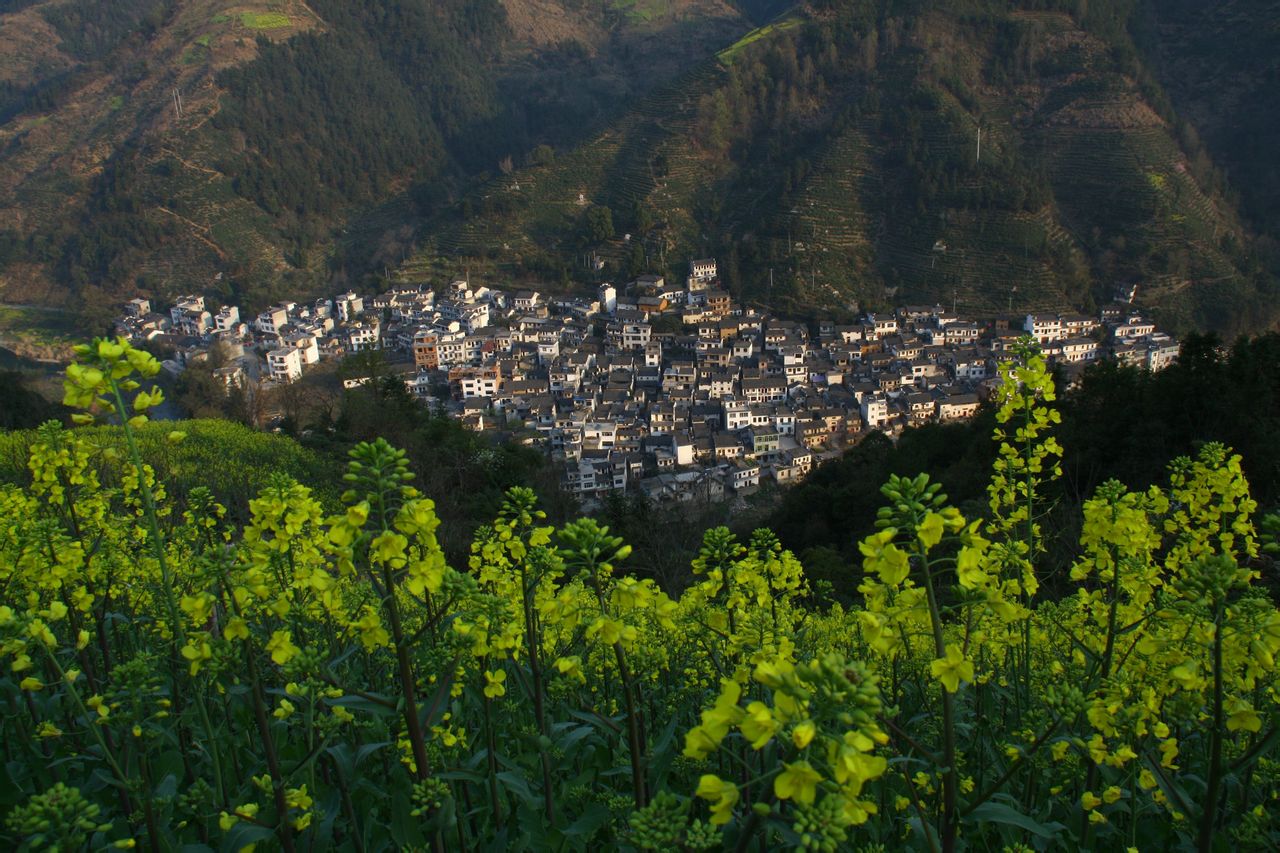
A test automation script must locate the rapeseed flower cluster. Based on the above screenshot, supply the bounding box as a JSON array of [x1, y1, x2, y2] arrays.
[[2, 335, 1279, 851]]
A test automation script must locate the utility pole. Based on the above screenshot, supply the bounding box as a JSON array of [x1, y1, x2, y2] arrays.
[[975, 124, 981, 165]]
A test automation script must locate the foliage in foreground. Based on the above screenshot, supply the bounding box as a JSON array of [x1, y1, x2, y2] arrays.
[[2, 337, 1279, 852]]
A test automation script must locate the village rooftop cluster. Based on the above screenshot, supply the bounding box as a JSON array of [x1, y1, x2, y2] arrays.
[[115, 262, 1179, 507]]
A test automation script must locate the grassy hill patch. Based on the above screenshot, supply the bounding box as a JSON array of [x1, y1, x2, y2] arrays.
[[240, 11, 290, 29], [716, 14, 802, 64]]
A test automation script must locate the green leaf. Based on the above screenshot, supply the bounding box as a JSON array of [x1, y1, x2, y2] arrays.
[[568, 709, 623, 735], [219, 821, 276, 853], [154, 773, 178, 800], [554, 723, 599, 755], [325, 743, 354, 780], [354, 741, 390, 768], [330, 694, 396, 718], [967, 800, 1065, 839], [496, 770, 538, 808], [0, 762, 25, 806], [313, 790, 342, 849], [559, 803, 612, 838], [648, 716, 681, 786], [90, 768, 127, 791], [389, 789, 426, 848]]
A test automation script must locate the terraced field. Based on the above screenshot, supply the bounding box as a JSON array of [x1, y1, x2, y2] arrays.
[[416, 59, 730, 277], [402, 3, 1274, 333]]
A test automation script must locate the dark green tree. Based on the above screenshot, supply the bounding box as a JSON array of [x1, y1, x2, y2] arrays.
[[584, 205, 615, 243]]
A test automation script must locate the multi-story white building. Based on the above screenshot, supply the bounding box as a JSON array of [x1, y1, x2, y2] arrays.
[[722, 397, 751, 431], [689, 258, 717, 282], [1147, 336, 1180, 371], [1059, 338, 1099, 363], [1024, 314, 1063, 344], [621, 322, 651, 350], [937, 393, 981, 421], [731, 459, 760, 490], [170, 296, 212, 335], [267, 347, 303, 382], [282, 334, 320, 367], [860, 395, 889, 429], [460, 370, 501, 399], [256, 305, 291, 336], [335, 292, 364, 322], [871, 314, 899, 339], [460, 303, 490, 333], [1113, 316, 1156, 340], [214, 305, 241, 334], [346, 321, 381, 353], [435, 331, 468, 367], [1061, 313, 1099, 337]]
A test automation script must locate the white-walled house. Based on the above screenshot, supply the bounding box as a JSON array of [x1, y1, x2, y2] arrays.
[[731, 459, 760, 490], [690, 258, 717, 282], [335, 292, 364, 322], [171, 296, 211, 335], [1113, 317, 1156, 340], [1059, 338, 1099, 363], [598, 284, 617, 315], [267, 347, 303, 382], [346, 322, 381, 353], [860, 394, 889, 429], [1024, 314, 1063, 344], [283, 334, 320, 366], [1147, 336, 1180, 371], [937, 393, 980, 421], [214, 305, 241, 334], [256, 305, 291, 336]]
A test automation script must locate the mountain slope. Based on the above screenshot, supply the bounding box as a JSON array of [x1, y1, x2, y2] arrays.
[[0, 0, 751, 328], [402, 2, 1278, 335], [1134, 0, 1280, 241], [0, 0, 1276, 337]]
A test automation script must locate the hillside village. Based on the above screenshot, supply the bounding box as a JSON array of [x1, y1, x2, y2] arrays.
[[115, 261, 1180, 508]]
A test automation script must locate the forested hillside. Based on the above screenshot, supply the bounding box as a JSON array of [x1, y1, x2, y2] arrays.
[[1135, 0, 1280, 245], [0, 0, 751, 331], [0, 0, 1276, 338], [407, 0, 1279, 335]]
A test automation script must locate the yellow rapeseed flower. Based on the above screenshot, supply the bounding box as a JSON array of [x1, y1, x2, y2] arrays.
[[1226, 696, 1263, 732], [859, 529, 910, 586], [930, 644, 974, 693], [774, 760, 822, 805], [483, 670, 507, 699], [917, 512, 945, 549], [695, 774, 739, 825], [740, 701, 778, 750], [265, 630, 300, 666]]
